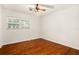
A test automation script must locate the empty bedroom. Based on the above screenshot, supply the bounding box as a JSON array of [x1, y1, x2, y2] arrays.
[[0, 4, 79, 55]]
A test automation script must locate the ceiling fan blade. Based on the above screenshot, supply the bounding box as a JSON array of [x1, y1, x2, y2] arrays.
[[39, 9, 46, 11], [41, 4, 54, 8]]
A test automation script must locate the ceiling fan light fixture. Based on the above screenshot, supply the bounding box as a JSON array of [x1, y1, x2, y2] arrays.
[[28, 4, 46, 14]]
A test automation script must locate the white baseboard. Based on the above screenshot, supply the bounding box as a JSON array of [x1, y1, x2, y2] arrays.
[[0, 45, 2, 48], [42, 37, 79, 50], [2, 38, 40, 46]]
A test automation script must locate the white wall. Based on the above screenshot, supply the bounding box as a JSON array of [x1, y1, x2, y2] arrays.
[[0, 6, 2, 48], [41, 6, 79, 50], [2, 8, 41, 45]]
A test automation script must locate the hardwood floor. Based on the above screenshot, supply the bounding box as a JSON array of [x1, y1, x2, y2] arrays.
[[0, 48, 2, 55], [0, 38, 79, 55]]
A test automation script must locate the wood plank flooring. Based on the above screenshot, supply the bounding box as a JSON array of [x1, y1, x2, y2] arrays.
[[0, 38, 79, 55], [0, 48, 2, 55]]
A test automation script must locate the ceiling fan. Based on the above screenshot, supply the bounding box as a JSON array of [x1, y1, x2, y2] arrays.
[[29, 4, 54, 13], [35, 4, 46, 12]]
